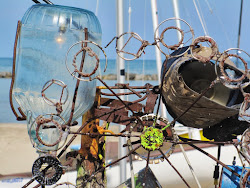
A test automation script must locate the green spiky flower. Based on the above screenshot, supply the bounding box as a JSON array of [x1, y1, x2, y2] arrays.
[[140, 127, 164, 151]]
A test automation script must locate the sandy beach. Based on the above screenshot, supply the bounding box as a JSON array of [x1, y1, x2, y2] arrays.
[[0, 123, 37, 176], [0, 123, 82, 177]]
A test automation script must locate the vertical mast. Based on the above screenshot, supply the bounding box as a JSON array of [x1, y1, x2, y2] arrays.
[[172, 0, 182, 42], [150, 0, 162, 84], [171, 1, 202, 187], [150, 0, 167, 118], [116, 0, 127, 184], [237, 0, 244, 49]]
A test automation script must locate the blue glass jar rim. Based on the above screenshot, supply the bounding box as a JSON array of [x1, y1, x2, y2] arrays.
[[27, 4, 96, 16], [21, 4, 101, 33]]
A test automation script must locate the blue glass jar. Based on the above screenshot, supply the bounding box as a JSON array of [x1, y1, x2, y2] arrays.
[[13, 4, 102, 151]]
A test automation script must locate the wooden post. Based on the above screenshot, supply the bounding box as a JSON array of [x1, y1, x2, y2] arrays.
[[76, 88, 106, 187]]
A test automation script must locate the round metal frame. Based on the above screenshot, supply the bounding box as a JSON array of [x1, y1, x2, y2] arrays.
[[65, 40, 108, 81], [154, 17, 194, 57], [190, 36, 219, 63]]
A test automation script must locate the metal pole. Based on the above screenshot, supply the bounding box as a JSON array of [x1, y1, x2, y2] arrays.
[[95, 0, 99, 16], [32, 0, 41, 4], [150, 0, 168, 119], [172, 1, 202, 186], [42, 0, 53, 4], [150, 0, 162, 84], [172, 0, 201, 140], [116, 0, 127, 184], [237, 0, 244, 49], [179, 144, 202, 188], [172, 0, 182, 41]]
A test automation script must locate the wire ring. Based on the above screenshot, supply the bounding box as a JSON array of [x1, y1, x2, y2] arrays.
[[191, 36, 218, 63], [41, 79, 69, 107], [159, 26, 184, 50], [154, 17, 194, 57], [215, 48, 249, 89], [65, 40, 108, 81], [115, 32, 145, 61], [219, 54, 248, 83], [35, 115, 63, 147], [28, 113, 69, 152], [239, 83, 250, 121], [72, 46, 99, 77], [32, 155, 63, 185]]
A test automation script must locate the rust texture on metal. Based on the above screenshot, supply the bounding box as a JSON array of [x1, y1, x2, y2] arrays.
[[35, 115, 63, 147], [159, 26, 184, 50], [72, 46, 99, 78], [79, 88, 101, 159], [17, 16, 250, 188], [162, 57, 239, 128], [191, 36, 218, 63], [9, 20, 26, 121], [67, 28, 88, 126], [41, 79, 68, 115], [77, 88, 106, 188], [219, 53, 248, 83]]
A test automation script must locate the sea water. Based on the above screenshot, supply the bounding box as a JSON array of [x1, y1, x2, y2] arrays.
[[0, 57, 159, 123]]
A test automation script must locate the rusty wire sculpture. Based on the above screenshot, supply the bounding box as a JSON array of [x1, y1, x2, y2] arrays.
[[190, 36, 219, 63], [41, 79, 69, 115], [65, 40, 108, 81], [215, 48, 249, 90], [19, 17, 250, 188], [154, 17, 194, 57], [105, 17, 195, 60]]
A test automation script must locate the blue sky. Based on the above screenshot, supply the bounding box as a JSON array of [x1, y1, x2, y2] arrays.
[[0, 0, 249, 59]]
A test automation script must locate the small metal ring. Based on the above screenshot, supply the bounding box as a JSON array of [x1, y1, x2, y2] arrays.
[[159, 26, 184, 50], [154, 17, 194, 57], [41, 79, 69, 106], [72, 46, 99, 77], [32, 155, 63, 185], [35, 115, 63, 147], [191, 36, 218, 63], [219, 53, 248, 83], [28, 113, 68, 152], [115, 32, 145, 61], [65, 40, 108, 81], [215, 48, 249, 89]]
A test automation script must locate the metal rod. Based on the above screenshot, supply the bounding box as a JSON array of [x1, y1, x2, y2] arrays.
[[172, 0, 182, 43], [171, 80, 217, 126], [69, 131, 140, 137], [237, 0, 244, 50], [32, 0, 41, 3], [127, 139, 135, 188], [179, 144, 202, 188], [143, 151, 151, 187], [80, 144, 142, 187], [116, 0, 127, 183], [236, 0, 244, 65], [10, 20, 26, 121], [187, 142, 241, 178], [159, 148, 191, 188], [42, 0, 53, 4], [97, 85, 153, 90], [67, 28, 88, 126]]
